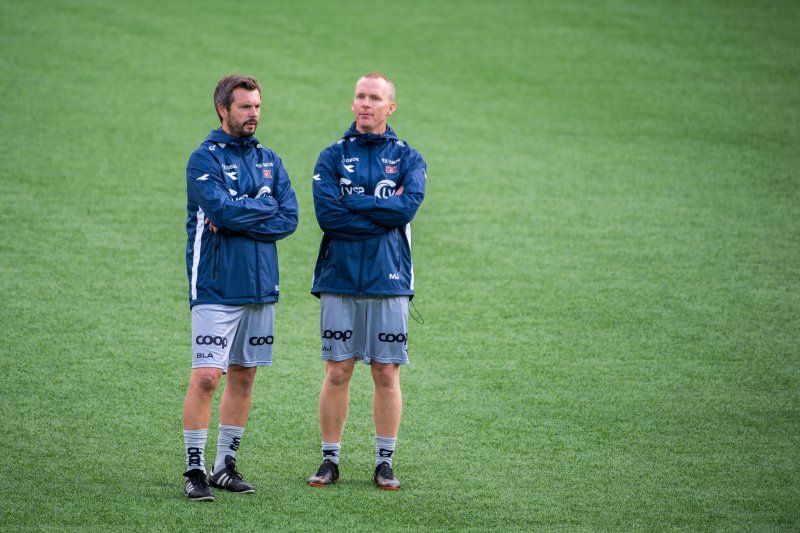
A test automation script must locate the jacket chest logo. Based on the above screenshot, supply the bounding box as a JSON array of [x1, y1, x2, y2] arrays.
[[342, 156, 358, 173]]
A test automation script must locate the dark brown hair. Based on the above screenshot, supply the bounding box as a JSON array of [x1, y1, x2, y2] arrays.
[[213, 75, 261, 122]]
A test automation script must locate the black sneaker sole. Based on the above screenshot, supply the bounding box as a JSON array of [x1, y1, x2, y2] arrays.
[[188, 494, 215, 501], [307, 480, 337, 487], [210, 484, 255, 494]]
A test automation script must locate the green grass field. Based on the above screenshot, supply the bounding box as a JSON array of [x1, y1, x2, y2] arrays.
[[1, 0, 798, 530]]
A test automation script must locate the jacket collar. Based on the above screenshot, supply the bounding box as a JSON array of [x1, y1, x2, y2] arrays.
[[205, 127, 261, 148], [342, 122, 398, 145]]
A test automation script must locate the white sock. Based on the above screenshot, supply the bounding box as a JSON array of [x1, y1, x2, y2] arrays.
[[322, 441, 341, 465], [214, 424, 245, 473], [184, 428, 208, 473], [375, 436, 396, 467]]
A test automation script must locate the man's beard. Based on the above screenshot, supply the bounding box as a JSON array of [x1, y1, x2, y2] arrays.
[[227, 117, 258, 137]]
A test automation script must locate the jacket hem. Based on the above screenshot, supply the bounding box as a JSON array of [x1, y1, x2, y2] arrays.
[[190, 296, 279, 308], [310, 288, 414, 299]]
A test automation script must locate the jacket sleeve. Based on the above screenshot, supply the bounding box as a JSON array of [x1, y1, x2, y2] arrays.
[[341, 149, 426, 228], [187, 150, 278, 232], [313, 149, 388, 241], [243, 157, 299, 242]]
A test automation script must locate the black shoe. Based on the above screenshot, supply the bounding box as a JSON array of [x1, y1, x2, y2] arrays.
[[373, 462, 400, 490], [184, 469, 214, 501], [307, 459, 339, 487], [209, 455, 255, 493]]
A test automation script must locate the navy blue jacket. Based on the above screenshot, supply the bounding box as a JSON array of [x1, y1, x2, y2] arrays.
[[186, 128, 298, 306], [311, 123, 426, 297]]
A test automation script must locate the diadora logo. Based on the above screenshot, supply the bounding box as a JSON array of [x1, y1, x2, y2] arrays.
[[339, 177, 364, 195], [248, 336, 274, 345], [228, 188, 238, 196], [374, 179, 397, 198], [196, 335, 227, 348], [378, 332, 407, 343], [223, 164, 238, 170], [196, 174, 209, 181], [255, 186, 272, 198], [323, 329, 353, 340], [312, 174, 321, 181], [225, 171, 238, 181], [343, 164, 355, 173], [381, 158, 400, 165], [343, 157, 359, 163]]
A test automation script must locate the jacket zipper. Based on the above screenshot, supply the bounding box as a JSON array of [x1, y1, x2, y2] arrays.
[[212, 235, 220, 280], [255, 240, 262, 296], [357, 144, 373, 296], [244, 144, 263, 297]]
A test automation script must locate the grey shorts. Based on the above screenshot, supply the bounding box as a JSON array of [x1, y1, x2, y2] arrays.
[[320, 293, 410, 365], [191, 303, 275, 371]]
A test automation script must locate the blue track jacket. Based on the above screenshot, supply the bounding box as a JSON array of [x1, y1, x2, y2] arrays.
[[186, 128, 298, 306], [311, 123, 426, 297]]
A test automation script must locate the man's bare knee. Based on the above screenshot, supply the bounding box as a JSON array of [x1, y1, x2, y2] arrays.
[[325, 361, 354, 387], [191, 369, 222, 396], [225, 365, 257, 395], [371, 362, 400, 389]]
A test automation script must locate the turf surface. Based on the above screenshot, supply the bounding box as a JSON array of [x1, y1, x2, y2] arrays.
[[1, 0, 798, 530]]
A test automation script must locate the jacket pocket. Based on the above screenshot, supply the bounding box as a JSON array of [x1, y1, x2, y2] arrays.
[[395, 228, 403, 266], [318, 235, 331, 261]]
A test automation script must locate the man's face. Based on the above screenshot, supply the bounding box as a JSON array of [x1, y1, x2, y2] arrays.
[[219, 88, 261, 137], [352, 77, 395, 134]]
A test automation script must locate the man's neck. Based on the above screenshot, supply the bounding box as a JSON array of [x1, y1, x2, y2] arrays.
[[356, 126, 386, 135]]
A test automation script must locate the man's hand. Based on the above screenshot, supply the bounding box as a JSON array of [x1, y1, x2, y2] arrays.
[[395, 185, 404, 196], [204, 218, 219, 234]]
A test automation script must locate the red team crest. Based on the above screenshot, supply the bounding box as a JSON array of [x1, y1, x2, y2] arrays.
[[263, 169, 272, 178], [385, 165, 397, 174]]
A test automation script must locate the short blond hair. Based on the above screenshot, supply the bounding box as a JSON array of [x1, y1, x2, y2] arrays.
[[357, 72, 396, 102]]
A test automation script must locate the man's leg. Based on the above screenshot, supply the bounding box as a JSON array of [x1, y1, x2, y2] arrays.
[[209, 364, 258, 493], [320, 358, 356, 442], [371, 361, 402, 438], [371, 361, 402, 490], [182, 367, 223, 501], [219, 364, 258, 427], [183, 367, 224, 466], [308, 359, 354, 486]]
